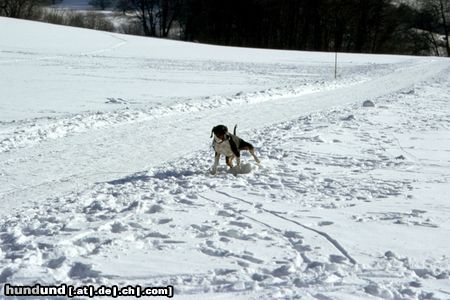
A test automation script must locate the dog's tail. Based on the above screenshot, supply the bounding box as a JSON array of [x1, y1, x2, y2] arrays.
[[233, 124, 237, 135]]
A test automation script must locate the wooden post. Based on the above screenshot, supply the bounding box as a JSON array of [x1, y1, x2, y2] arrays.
[[334, 50, 338, 79]]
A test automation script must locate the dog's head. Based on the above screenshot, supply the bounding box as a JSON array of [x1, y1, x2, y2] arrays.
[[210, 125, 228, 141]]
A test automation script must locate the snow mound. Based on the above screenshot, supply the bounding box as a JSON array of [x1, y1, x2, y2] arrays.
[[362, 99, 375, 107]]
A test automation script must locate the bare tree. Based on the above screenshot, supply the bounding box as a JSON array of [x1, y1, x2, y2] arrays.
[[115, 0, 133, 14], [158, 0, 182, 37], [438, 0, 450, 56], [117, 0, 181, 37], [89, 0, 112, 10], [130, 0, 158, 36], [421, 0, 450, 56], [0, 0, 47, 18]]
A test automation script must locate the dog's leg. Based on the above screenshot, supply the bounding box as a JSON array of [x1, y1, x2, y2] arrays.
[[250, 149, 261, 164], [226, 156, 234, 168], [211, 152, 220, 174], [241, 145, 261, 164], [236, 155, 241, 168]]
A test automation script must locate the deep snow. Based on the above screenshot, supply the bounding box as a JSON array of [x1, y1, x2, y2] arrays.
[[0, 17, 449, 299]]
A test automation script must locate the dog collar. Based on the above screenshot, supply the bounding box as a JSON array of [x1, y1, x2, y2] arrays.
[[215, 135, 230, 144]]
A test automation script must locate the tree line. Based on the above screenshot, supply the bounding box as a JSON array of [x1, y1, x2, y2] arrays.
[[1, 0, 449, 56], [118, 0, 450, 56]]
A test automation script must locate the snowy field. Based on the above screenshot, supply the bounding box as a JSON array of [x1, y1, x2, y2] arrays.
[[1, 17, 450, 299]]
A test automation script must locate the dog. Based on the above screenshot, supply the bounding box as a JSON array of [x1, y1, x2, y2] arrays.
[[210, 124, 260, 174]]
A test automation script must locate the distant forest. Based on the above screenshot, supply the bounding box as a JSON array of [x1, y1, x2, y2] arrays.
[[1, 0, 450, 56]]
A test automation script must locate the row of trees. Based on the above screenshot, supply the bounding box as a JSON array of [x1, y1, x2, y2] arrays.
[[1, 0, 449, 56], [0, 0, 50, 18], [0, 0, 115, 31], [113, 0, 449, 56]]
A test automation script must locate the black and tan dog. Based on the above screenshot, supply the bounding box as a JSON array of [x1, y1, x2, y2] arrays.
[[210, 124, 260, 174]]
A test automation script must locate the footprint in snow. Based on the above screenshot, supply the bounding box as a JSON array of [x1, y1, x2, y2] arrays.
[[158, 218, 173, 225], [239, 254, 264, 264], [200, 246, 230, 257], [111, 221, 128, 233], [217, 210, 235, 217], [271, 264, 295, 277], [228, 220, 252, 229], [105, 97, 127, 104], [145, 232, 170, 239], [318, 221, 334, 226], [178, 199, 195, 205], [147, 204, 163, 214], [46, 256, 66, 269], [219, 229, 256, 241], [329, 254, 347, 264], [68, 262, 100, 279], [0, 268, 14, 284]]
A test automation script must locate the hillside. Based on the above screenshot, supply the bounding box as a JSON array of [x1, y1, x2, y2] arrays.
[[0, 17, 449, 299]]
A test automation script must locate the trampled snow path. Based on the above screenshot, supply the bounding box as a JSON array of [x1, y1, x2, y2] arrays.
[[1, 66, 449, 299], [0, 58, 448, 217], [0, 76, 398, 154]]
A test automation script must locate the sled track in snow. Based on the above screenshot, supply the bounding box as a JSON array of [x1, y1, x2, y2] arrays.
[[209, 191, 357, 265]]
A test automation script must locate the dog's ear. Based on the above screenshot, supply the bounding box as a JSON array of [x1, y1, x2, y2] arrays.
[[210, 127, 215, 138]]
